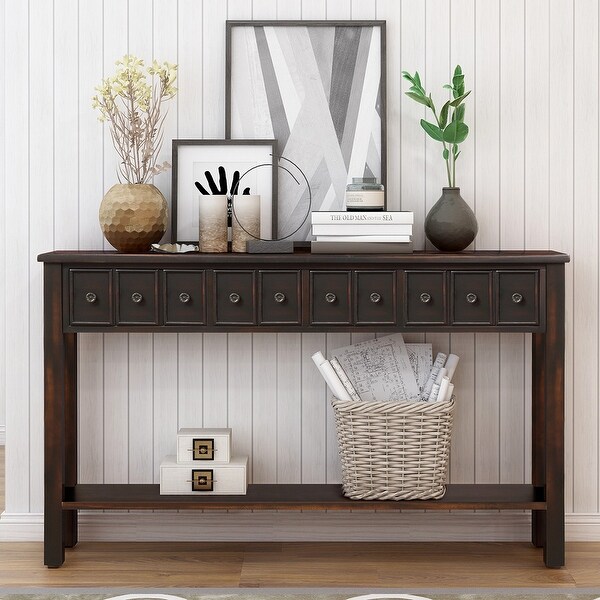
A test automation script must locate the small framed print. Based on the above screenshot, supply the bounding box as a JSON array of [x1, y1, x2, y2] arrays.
[[192, 438, 215, 460], [191, 469, 214, 492], [172, 139, 278, 244]]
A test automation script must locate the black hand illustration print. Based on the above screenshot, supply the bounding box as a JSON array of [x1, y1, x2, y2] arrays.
[[194, 166, 251, 195]]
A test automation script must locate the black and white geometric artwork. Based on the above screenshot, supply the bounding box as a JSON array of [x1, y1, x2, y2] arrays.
[[227, 21, 386, 240]]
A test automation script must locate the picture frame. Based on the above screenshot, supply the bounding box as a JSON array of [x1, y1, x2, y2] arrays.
[[171, 139, 278, 244], [226, 20, 386, 241]]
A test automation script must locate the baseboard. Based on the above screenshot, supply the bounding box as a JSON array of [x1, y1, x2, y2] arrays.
[[2, 511, 599, 542], [0, 425, 5, 445]]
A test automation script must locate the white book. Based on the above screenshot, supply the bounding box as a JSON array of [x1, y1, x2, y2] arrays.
[[311, 211, 414, 225], [312, 223, 413, 236], [315, 235, 412, 243]]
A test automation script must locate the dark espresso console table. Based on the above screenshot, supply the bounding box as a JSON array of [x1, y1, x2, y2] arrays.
[[38, 249, 569, 568]]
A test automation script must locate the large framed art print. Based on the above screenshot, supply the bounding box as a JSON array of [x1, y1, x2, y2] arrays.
[[226, 21, 386, 240]]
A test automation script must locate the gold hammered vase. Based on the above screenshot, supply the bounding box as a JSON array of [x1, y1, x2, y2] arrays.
[[99, 184, 168, 252]]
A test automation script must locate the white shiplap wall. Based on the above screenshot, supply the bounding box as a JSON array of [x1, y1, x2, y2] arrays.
[[1, 0, 597, 540]]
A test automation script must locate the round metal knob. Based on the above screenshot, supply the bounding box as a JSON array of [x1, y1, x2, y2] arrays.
[[466, 292, 478, 304], [131, 292, 143, 303], [325, 292, 337, 303], [274, 292, 286, 303], [512, 292, 523, 304], [85, 292, 97, 303], [229, 292, 241, 304], [370, 292, 382, 304], [179, 292, 190, 304], [420, 292, 431, 304]]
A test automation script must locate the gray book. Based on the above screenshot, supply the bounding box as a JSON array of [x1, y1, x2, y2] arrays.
[[310, 241, 414, 254]]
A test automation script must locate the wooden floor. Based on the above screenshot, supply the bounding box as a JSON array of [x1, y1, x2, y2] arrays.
[[1, 447, 600, 588]]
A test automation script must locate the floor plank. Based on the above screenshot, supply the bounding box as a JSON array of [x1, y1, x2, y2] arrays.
[[1, 446, 600, 588]]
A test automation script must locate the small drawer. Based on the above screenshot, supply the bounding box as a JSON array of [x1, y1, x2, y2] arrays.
[[116, 270, 159, 325], [164, 270, 206, 325], [259, 270, 301, 325], [451, 271, 492, 325], [214, 270, 255, 325], [497, 270, 540, 325], [177, 428, 231, 463], [310, 271, 351, 325], [160, 455, 248, 495], [355, 270, 397, 325], [405, 270, 447, 325], [69, 269, 113, 325]]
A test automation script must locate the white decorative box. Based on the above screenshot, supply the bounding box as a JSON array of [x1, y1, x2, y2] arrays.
[[160, 455, 248, 495], [176, 428, 231, 464]]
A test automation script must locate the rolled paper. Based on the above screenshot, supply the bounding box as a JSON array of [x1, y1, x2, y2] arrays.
[[445, 382, 455, 402], [427, 381, 441, 402], [311, 351, 353, 402], [444, 354, 460, 381], [421, 352, 447, 400], [435, 367, 448, 385], [433, 352, 447, 368], [437, 376, 450, 402]]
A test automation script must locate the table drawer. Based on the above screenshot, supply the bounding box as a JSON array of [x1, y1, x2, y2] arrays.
[[259, 270, 301, 325], [355, 270, 396, 325], [405, 270, 447, 325], [451, 271, 493, 325], [214, 270, 256, 325], [497, 270, 540, 325], [69, 269, 113, 325], [310, 271, 351, 325], [116, 270, 159, 325], [164, 270, 206, 325]]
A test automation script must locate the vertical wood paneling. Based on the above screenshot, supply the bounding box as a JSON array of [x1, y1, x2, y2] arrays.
[[499, 0, 526, 485], [449, 0, 476, 484], [0, 0, 5, 441], [252, 334, 278, 482], [4, 0, 30, 511], [301, 334, 327, 483], [549, 0, 574, 512], [573, 0, 599, 513], [129, 334, 154, 483], [227, 334, 253, 479], [400, 0, 426, 246], [29, 0, 54, 513], [3, 0, 600, 531], [277, 333, 302, 482]]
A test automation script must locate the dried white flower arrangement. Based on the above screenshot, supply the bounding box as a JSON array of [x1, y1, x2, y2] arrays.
[[92, 54, 178, 184]]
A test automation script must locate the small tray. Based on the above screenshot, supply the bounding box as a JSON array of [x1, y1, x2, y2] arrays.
[[151, 243, 199, 254]]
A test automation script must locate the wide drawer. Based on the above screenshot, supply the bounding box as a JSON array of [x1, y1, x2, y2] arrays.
[[176, 428, 231, 463], [160, 455, 248, 495]]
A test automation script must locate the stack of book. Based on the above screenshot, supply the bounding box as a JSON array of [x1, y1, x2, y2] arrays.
[[310, 211, 414, 253]]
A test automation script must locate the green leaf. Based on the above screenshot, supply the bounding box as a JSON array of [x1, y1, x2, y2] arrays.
[[453, 104, 466, 122], [428, 93, 436, 112], [454, 150, 461, 160], [439, 101, 451, 129], [408, 85, 424, 96], [443, 84, 454, 91], [406, 92, 431, 107], [414, 71, 422, 88], [420, 119, 444, 141], [454, 65, 463, 77], [402, 70, 413, 81], [452, 144, 459, 155], [449, 90, 471, 107], [443, 148, 450, 160], [443, 121, 469, 144]]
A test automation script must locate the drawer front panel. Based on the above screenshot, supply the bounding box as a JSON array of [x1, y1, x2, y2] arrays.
[[116, 270, 159, 324], [70, 269, 113, 325], [215, 270, 256, 324], [310, 271, 352, 324], [160, 458, 248, 495], [259, 270, 301, 324], [405, 271, 447, 325], [164, 270, 206, 324], [451, 271, 493, 325], [497, 270, 540, 325], [355, 270, 397, 325]]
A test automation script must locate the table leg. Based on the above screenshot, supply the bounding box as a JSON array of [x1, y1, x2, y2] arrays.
[[63, 332, 78, 548], [532, 264, 565, 568], [44, 264, 66, 567]]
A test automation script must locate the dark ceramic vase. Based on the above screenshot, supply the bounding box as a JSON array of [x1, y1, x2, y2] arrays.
[[424, 187, 478, 252]]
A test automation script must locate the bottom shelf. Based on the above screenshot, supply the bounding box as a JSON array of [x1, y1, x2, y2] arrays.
[[62, 483, 546, 511]]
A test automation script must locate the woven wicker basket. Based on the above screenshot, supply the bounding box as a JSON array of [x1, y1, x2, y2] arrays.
[[332, 397, 455, 501]]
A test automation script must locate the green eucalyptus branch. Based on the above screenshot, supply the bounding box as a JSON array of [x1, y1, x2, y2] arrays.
[[402, 65, 471, 188]]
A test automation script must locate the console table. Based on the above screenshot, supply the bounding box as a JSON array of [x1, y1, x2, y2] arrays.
[[38, 249, 569, 568]]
